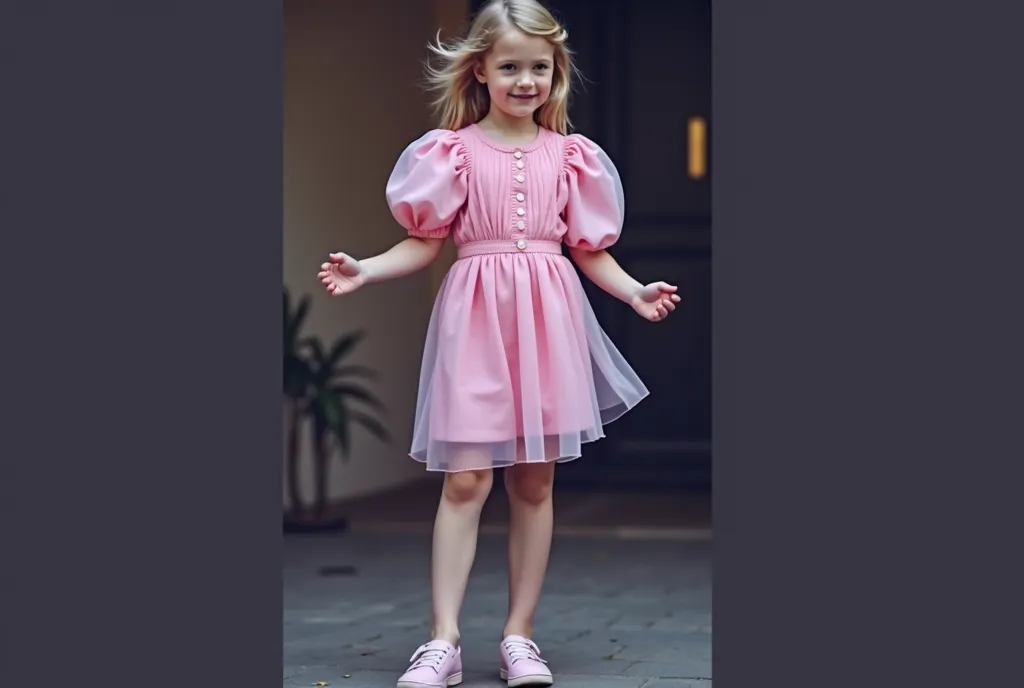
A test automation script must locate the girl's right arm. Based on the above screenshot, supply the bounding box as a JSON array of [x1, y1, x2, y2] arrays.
[[318, 236, 444, 296], [346, 236, 445, 284], [319, 129, 469, 296]]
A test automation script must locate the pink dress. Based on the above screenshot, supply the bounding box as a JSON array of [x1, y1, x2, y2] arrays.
[[386, 122, 648, 472]]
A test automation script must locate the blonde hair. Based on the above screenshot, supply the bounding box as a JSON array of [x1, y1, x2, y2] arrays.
[[424, 0, 577, 135]]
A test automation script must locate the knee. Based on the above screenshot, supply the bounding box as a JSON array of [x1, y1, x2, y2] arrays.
[[505, 464, 555, 506], [443, 469, 493, 506]]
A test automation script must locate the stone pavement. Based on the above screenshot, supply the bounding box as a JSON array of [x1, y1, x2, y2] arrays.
[[284, 530, 712, 687]]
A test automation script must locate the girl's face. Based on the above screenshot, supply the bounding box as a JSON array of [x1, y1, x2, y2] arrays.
[[474, 28, 556, 122]]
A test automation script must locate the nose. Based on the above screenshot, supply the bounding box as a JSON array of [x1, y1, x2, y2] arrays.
[[516, 74, 534, 88]]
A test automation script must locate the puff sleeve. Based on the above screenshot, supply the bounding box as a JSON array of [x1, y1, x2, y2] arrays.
[[385, 129, 471, 239], [559, 133, 625, 251]]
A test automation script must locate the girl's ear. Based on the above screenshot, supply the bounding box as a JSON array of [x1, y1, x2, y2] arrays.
[[472, 59, 487, 84]]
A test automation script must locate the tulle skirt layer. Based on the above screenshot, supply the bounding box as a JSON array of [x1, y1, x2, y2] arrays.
[[410, 250, 648, 472]]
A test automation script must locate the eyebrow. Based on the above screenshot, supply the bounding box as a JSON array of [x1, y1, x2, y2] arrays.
[[494, 57, 553, 64]]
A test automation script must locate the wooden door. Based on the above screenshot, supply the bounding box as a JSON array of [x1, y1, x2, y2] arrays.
[[471, 0, 712, 490]]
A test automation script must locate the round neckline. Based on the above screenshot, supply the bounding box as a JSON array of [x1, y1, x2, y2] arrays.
[[466, 122, 551, 153]]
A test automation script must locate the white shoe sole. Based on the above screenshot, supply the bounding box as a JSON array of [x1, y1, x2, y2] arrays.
[[499, 668, 554, 687], [396, 672, 463, 688]]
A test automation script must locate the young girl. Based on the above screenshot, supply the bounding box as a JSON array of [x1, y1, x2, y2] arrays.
[[317, 1, 679, 685]]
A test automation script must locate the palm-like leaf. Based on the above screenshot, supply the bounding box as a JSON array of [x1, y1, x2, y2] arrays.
[[326, 331, 365, 367], [283, 287, 390, 503], [332, 364, 379, 383], [284, 291, 311, 353], [284, 290, 314, 400], [350, 409, 390, 444], [332, 383, 387, 412]]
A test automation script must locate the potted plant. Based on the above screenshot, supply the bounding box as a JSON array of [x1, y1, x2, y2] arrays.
[[283, 288, 389, 533]]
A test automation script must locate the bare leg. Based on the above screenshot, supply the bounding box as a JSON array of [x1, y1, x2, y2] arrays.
[[430, 466, 493, 646], [502, 461, 556, 639]]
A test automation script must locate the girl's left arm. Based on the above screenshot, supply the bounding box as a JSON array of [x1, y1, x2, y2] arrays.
[[570, 247, 680, 323], [569, 247, 643, 303], [562, 132, 679, 322]]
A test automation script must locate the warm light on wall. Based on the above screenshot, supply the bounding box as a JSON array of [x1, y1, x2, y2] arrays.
[[688, 116, 707, 180]]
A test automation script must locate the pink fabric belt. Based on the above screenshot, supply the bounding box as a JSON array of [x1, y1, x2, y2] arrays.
[[456, 239, 563, 260]]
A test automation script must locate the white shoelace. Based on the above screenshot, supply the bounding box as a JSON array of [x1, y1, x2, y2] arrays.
[[504, 637, 547, 665], [408, 643, 450, 672]]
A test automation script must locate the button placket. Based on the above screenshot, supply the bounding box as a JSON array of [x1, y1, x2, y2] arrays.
[[511, 148, 528, 249]]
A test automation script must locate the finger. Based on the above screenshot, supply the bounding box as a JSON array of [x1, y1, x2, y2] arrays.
[[329, 252, 348, 264], [657, 305, 668, 318], [656, 282, 678, 293], [670, 294, 681, 303], [663, 299, 676, 312]]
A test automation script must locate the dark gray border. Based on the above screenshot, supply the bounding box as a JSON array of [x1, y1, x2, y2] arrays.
[[2, 2, 282, 686], [5, 0, 1024, 685], [714, 0, 1024, 684]]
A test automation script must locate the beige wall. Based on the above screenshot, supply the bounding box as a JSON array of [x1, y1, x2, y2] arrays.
[[284, 0, 467, 505]]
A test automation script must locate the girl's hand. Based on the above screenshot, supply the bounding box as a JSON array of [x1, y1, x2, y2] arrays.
[[631, 282, 681, 322], [317, 252, 367, 296]]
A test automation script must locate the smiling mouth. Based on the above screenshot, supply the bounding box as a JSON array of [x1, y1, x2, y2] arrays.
[[511, 94, 537, 100]]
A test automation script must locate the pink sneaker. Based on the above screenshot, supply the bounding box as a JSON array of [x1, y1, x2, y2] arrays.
[[499, 635, 553, 687], [396, 639, 463, 688]]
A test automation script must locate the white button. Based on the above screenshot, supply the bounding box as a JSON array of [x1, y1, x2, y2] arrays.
[[517, 221, 525, 230], [516, 160, 524, 169], [513, 151, 523, 159], [516, 193, 525, 201], [517, 208, 526, 216], [515, 174, 525, 183], [516, 239, 527, 250]]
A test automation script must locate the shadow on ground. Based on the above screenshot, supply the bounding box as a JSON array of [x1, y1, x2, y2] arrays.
[[316, 479, 712, 540]]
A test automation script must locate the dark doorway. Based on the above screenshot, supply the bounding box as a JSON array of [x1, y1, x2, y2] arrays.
[[470, 0, 712, 490]]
